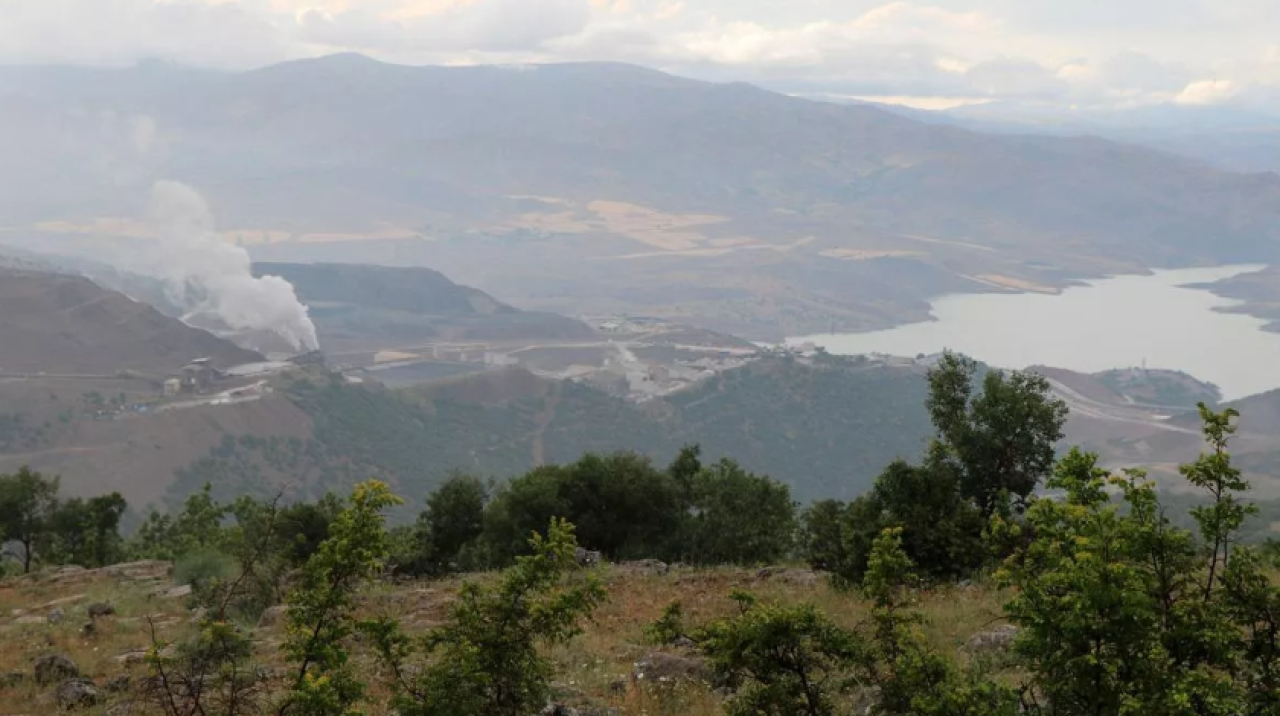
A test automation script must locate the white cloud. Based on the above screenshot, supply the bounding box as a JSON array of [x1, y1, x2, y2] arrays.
[[0, 0, 1278, 111], [1175, 79, 1240, 105]]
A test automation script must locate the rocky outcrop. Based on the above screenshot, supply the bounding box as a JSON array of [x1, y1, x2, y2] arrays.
[[631, 652, 711, 687], [34, 654, 79, 685], [87, 603, 116, 619], [963, 624, 1019, 654], [55, 678, 101, 710]]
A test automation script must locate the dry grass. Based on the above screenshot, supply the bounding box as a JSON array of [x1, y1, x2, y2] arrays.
[[0, 564, 1012, 716]]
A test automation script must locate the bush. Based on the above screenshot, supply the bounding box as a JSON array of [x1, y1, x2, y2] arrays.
[[173, 547, 236, 590]]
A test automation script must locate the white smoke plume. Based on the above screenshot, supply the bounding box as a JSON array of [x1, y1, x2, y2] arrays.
[[136, 180, 320, 353]]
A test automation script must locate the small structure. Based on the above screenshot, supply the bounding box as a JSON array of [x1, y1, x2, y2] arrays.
[[180, 361, 218, 393], [162, 378, 181, 397]]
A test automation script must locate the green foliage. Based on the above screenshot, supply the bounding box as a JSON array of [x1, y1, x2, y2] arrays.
[[399, 473, 489, 576], [0, 466, 62, 572], [483, 451, 684, 563], [145, 618, 267, 716], [996, 406, 1280, 715], [806, 352, 1065, 586], [371, 518, 606, 716], [132, 483, 230, 561], [863, 528, 1019, 716], [644, 601, 690, 646], [280, 480, 401, 716], [698, 595, 866, 716], [680, 457, 798, 565], [174, 547, 237, 592], [926, 351, 1067, 515], [41, 492, 128, 567]]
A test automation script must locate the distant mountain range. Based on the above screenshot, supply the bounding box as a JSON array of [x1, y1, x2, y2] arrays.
[[5, 55, 1280, 339]]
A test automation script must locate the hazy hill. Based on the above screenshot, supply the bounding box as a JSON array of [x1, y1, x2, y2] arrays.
[[0, 268, 260, 375], [8, 56, 1280, 337], [252, 262, 595, 351]]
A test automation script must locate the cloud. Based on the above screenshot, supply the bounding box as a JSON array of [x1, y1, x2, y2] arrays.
[[297, 0, 593, 54], [965, 58, 1066, 99], [0, 0, 1278, 112], [0, 0, 294, 68], [1175, 79, 1240, 105]]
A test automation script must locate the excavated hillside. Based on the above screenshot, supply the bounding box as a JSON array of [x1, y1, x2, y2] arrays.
[[0, 269, 261, 375]]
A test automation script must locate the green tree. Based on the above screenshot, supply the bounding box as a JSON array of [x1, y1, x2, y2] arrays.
[[996, 407, 1274, 715], [926, 351, 1067, 515], [805, 452, 986, 585], [698, 592, 866, 716], [483, 451, 682, 563], [681, 458, 797, 565], [43, 492, 127, 568], [132, 482, 229, 561], [0, 467, 61, 573], [280, 480, 402, 716], [371, 518, 606, 716], [403, 473, 488, 576]]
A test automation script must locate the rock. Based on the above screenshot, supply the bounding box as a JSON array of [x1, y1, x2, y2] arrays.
[[574, 547, 602, 568], [258, 605, 289, 628], [162, 585, 192, 600], [614, 560, 670, 577], [631, 652, 711, 687], [671, 635, 698, 651], [608, 678, 627, 695], [963, 624, 1019, 654], [755, 567, 822, 586], [55, 678, 101, 710], [102, 560, 174, 582], [112, 651, 149, 668], [0, 670, 28, 688], [104, 675, 131, 694], [80, 622, 96, 638], [47, 608, 65, 626], [34, 654, 80, 685], [87, 603, 116, 619]]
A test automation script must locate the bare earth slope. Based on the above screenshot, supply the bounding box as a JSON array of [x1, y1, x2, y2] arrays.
[[0, 268, 261, 375]]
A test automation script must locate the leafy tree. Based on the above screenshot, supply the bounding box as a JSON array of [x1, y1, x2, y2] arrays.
[[926, 351, 1067, 515], [132, 482, 229, 561], [370, 518, 606, 716], [42, 492, 127, 568], [805, 452, 985, 585], [698, 592, 866, 716], [401, 473, 488, 576], [995, 406, 1276, 715], [681, 457, 797, 565], [483, 451, 682, 563], [280, 480, 402, 716], [0, 467, 61, 572]]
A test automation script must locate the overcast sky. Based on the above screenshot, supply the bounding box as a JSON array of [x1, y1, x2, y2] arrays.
[[5, 0, 1280, 111]]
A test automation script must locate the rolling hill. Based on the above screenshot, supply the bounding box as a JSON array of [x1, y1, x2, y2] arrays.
[[5, 56, 1280, 338]]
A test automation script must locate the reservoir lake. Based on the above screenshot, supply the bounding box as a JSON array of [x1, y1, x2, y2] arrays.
[[789, 265, 1280, 401]]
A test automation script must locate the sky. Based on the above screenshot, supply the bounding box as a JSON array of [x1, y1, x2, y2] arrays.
[[4, 0, 1280, 112]]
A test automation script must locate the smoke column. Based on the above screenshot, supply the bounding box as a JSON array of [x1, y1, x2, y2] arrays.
[[138, 180, 320, 353]]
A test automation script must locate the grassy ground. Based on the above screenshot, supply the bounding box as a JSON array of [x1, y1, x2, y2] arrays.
[[0, 564, 1012, 716]]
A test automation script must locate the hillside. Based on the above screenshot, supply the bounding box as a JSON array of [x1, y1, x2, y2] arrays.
[[0, 268, 260, 375], [6, 57, 1280, 338], [252, 262, 595, 351], [162, 357, 931, 509]]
